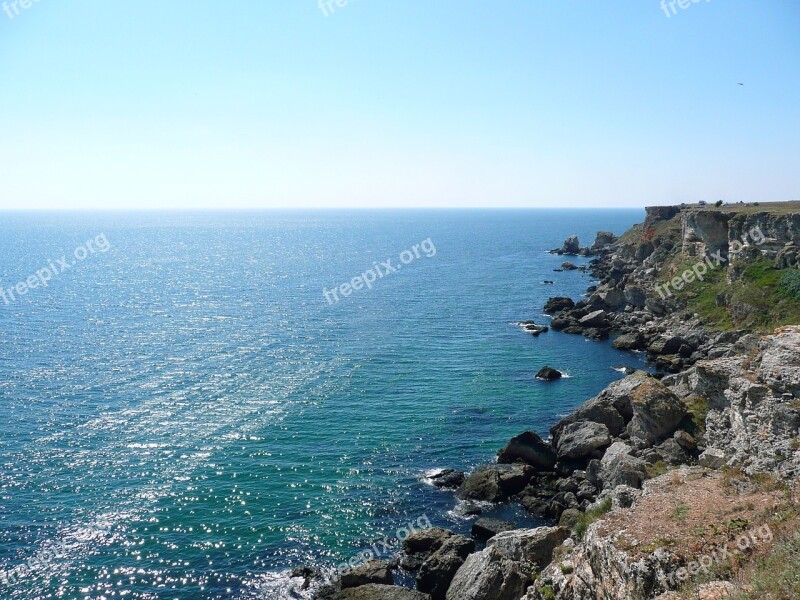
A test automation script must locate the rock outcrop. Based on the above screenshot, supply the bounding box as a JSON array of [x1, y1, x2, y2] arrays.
[[445, 527, 567, 600]]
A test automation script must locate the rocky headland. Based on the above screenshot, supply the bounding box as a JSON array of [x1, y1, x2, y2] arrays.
[[310, 202, 800, 600]]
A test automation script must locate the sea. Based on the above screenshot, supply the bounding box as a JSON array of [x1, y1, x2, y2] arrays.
[[0, 209, 644, 599]]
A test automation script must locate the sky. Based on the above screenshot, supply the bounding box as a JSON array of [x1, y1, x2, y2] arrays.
[[0, 0, 798, 210]]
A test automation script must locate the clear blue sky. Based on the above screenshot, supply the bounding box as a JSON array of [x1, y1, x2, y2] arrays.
[[0, 0, 798, 209]]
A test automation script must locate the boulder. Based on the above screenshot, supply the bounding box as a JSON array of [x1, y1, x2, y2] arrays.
[[556, 422, 611, 459], [558, 508, 582, 530], [535, 366, 563, 381], [402, 528, 460, 569], [561, 235, 581, 255], [551, 373, 654, 441], [656, 439, 689, 466], [471, 518, 516, 541], [592, 231, 617, 250], [445, 527, 568, 600], [579, 310, 609, 328], [428, 469, 465, 490], [519, 321, 549, 336], [335, 585, 431, 600], [624, 285, 648, 307], [647, 336, 685, 356], [698, 448, 728, 469], [543, 297, 575, 314], [612, 333, 646, 351], [673, 430, 698, 452], [626, 378, 687, 445], [487, 527, 568, 567], [561, 261, 578, 270], [416, 535, 475, 600], [497, 431, 557, 471], [600, 442, 647, 490], [341, 560, 394, 589], [456, 464, 535, 502], [599, 288, 626, 309], [444, 546, 529, 600]]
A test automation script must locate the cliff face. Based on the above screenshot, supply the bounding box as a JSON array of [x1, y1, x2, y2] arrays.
[[525, 328, 800, 600], [680, 208, 800, 263], [665, 326, 800, 476]]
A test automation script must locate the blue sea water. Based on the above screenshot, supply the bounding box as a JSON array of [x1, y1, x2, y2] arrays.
[[0, 210, 643, 599]]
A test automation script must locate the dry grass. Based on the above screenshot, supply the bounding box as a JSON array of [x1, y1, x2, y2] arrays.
[[599, 469, 796, 562]]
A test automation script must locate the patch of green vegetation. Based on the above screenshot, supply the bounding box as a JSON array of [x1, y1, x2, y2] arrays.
[[574, 497, 613, 539], [735, 531, 800, 600], [559, 564, 574, 575], [672, 502, 690, 521], [726, 517, 751, 534], [780, 269, 800, 300], [666, 255, 800, 332], [540, 585, 556, 600], [645, 460, 670, 479], [682, 395, 709, 435]]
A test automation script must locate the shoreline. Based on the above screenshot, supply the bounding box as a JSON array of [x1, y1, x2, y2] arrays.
[[307, 202, 800, 599]]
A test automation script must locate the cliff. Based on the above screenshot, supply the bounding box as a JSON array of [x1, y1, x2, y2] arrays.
[[310, 202, 800, 600]]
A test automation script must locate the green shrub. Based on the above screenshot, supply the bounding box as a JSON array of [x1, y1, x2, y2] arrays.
[[574, 496, 613, 539], [780, 269, 800, 300]]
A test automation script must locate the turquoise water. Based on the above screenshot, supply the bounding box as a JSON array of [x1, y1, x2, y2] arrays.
[[0, 210, 643, 599]]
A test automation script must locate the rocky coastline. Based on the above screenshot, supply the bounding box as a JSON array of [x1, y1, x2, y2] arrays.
[[306, 203, 800, 600]]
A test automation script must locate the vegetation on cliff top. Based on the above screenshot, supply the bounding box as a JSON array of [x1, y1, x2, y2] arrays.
[[630, 204, 800, 332]]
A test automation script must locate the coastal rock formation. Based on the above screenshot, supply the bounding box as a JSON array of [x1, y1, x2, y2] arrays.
[[497, 431, 558, 471], [556, 422, 611, 459], [536, 366, 563, 381], [416, 534, 475, 600], [322, 205, 800, 600], [335, 585, 431, 599], [592, 231, 617, 251], [551, 235, 581, 256], [402, 528, 464, 569], [626, 378, 686, 446], [663, 326, 800, 475], [456, 463, 535, 502], [471, 518, 516, 541], [427, 469, 465, 490], [340, 561, 394, 589], [445, 527, 567, 600]]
